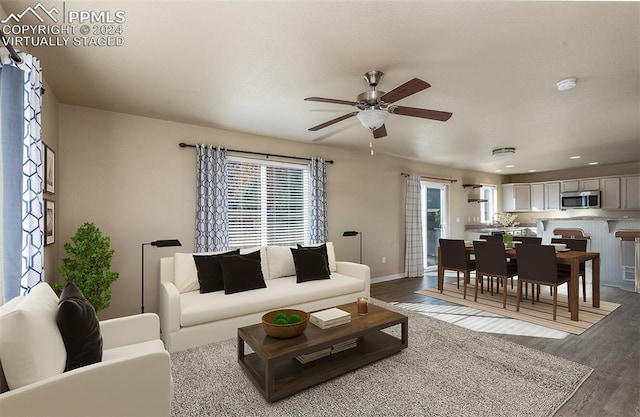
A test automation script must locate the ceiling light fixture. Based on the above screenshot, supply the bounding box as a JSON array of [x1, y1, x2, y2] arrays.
[[494, 169, 503, 173], [492, 147, 516, 157], [588, 162, 599, 165], [356, 109, 388, 130], [556, 77, 577, 91], [570, 155, 581, 159], [528, 169, 537, 172], [505, 165, 514, 168]]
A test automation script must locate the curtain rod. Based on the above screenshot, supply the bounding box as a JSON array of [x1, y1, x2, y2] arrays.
[[401, 172, 457, 183], [0, 33, 22, 63], [178, 142, 334, 164]]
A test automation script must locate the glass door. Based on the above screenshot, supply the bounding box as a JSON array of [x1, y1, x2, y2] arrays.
[[422, 182, 448, 271]]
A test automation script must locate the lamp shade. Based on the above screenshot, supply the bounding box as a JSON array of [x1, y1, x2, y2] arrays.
[[342, 231, 360, 236], [356, 109, 388, 130], [150, 239, 182, 247]]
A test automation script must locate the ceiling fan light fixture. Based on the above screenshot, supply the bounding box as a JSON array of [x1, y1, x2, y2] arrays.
[[356, 109, 388, 130], [492, 147, 516, 157]]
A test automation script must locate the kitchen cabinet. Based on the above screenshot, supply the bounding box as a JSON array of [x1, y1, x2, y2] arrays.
[[621, 175, 640, 209], [562, 179, 599, 192], [530, 183, 545, 211], [502, 184, 531, 212], [545, 182, 561, 210], [600, 177, 621, 209]]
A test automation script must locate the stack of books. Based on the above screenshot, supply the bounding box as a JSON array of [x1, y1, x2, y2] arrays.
[[296, 338, 359, 363], [309, 307, 351, 329]]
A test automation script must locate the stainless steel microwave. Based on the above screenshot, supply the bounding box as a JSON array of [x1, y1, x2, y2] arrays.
[[560, 190, 601, 209]]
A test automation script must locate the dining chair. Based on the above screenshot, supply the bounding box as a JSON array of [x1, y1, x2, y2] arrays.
[[513, 236, 542, 245], [473, 241, 518, 308], [551, 237, 588, 302], [479, 234, 503, 242], [515, 244, 571, 320], [439, 239, 476, 299]]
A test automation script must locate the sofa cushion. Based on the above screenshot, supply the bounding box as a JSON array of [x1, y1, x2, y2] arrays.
[[291, 247, 331, 282], [193, 250, 240, 293], [179, 272, 364, 327], [265, 246, 296, 279], [102, 339, 166, 361], [219, 250, 267, 294], [56, 283, 103, 372], [0, 283, 66, 390]]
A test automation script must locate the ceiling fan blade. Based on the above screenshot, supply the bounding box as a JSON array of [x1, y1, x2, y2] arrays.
[[390, 106, 452, 121], [304, 97, 360, 106], [380, 78, 431, 104], [308, 112, 358, 131], [373, 125, 387, 139]]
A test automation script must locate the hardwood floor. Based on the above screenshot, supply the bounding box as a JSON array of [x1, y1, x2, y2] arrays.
[[371, 274, 640, 417]]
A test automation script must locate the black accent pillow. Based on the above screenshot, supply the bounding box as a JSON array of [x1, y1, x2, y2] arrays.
[[193, 249, 240, 293], [291, 247, 332, 283], [218, 250, 267, 294], [55, 282, 103, 372], [296, 243, 330, 272]]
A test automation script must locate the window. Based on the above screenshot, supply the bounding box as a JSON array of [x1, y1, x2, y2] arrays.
[[227, 157, 310, 248], [480, 185, 497, 223]]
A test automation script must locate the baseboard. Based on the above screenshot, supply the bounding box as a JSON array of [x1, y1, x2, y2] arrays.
[[371, 273, 406, 284]]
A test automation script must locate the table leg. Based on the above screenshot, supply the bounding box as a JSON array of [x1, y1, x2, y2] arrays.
[[438, 247, 444, 292], [570, 258, 579, 321], [265, 359, 275, 402], [592, 254, 600, 308]]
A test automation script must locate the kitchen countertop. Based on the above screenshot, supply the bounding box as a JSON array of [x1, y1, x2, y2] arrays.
[[534, 216, 639, 221]]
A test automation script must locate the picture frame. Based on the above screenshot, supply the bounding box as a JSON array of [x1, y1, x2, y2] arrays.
[[45, 199, 55, 246], [44, 143, 55, 194]]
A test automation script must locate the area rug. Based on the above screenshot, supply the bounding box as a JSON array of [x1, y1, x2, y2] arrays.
[[417, 280, 620, 335], [170, 300, 593, 417]]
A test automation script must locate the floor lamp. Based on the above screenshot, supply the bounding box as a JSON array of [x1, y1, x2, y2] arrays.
[[342, 231, 362, 264], [141, 239, 182, 313]]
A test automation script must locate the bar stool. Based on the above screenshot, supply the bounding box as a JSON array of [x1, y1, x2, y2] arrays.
[[553, 228, 591, 250], [614, 230, 640, 293]]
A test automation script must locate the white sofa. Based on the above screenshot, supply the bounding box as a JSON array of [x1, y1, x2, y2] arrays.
[[159, 243, 370, 353], [0, 283, 172, 417]]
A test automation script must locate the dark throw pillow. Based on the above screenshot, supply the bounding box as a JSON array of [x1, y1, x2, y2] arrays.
[[55, 282, 103, 372], [296, 243, 330, 272], [218, 250, 267, 294], [291, 247, 332, 283], [193, 249, 240, 293]]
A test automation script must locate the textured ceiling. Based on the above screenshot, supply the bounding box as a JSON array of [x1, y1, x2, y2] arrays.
[[1, 0, 638, 174]]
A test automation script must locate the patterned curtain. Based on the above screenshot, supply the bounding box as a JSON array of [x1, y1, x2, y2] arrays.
[[309, 157, 328, 244], [0, 51, 44, 302], [404, 174, 424, 277], [195, 144, 228, 252]]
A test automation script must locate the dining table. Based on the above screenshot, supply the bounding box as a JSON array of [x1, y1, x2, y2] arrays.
[[437, 245, 600, 321]]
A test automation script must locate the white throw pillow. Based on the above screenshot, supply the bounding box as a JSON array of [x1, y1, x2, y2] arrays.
[[265, 246, 296, 279], [0, 283, 66, 390], [174, 252, 204, 293]]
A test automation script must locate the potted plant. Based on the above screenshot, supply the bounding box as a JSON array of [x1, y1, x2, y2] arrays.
[[56, 222, 119, 312]]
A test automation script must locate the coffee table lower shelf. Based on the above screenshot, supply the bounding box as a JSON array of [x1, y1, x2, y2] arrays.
[[239, 329, 406, 402]]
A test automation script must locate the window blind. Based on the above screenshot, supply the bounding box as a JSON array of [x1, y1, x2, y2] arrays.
[[227, 158, 310, 248]]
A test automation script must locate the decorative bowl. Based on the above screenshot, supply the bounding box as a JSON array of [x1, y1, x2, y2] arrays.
[[551, 243, 567, 251], [262, 309, 309, 339]]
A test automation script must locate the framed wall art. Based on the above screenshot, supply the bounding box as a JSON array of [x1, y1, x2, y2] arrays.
[[44, 143, 55, 194], [45, 199, 55, 246]]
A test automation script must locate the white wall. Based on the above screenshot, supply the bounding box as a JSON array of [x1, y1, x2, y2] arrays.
[[57, 104, 501, 319]]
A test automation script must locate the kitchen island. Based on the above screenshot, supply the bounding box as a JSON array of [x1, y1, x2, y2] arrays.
[[535, 217, 640, 290]]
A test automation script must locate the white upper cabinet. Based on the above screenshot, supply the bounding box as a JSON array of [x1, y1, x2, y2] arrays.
[[502, 184, 531, 212], [545, 182, 561, 210], [580, 179, 600, 191], [600, 177, 621, 209], [561, 181, 580, 192], [621, 175, 640, 210], [530, 183, 545, 211]]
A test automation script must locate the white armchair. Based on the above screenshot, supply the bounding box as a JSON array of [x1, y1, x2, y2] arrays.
[[0, 285, 172, 417]]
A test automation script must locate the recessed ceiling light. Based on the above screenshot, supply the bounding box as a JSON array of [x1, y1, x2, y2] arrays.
[[528, 169, 537, 172], [494, 169, 503, 173], [557, 77, 577, 91], [505, 165, 514, 168], [588, 162, 599, 165], [569, 155, 581, 159]]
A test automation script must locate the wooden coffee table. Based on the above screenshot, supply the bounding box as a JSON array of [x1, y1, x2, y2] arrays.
[[237, 302, 408, 402]]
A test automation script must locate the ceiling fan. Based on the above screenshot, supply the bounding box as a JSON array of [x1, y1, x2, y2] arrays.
[[305, 70, 452, 139]]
